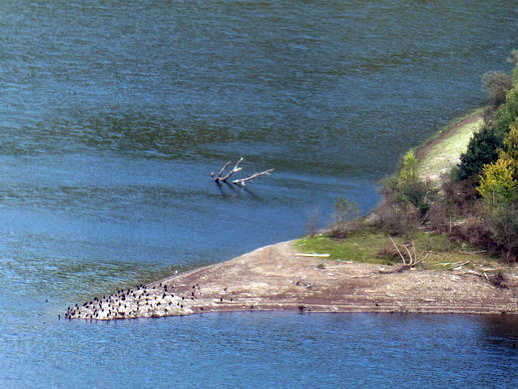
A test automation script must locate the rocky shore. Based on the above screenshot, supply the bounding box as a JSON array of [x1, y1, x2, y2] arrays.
[[67, 241, 518, 320]]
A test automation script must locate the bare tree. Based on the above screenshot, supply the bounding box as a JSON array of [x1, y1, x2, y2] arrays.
[[482, 71, 512, 106]]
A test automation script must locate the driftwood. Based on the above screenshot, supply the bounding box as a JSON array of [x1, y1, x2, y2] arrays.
[[294, 253, 331, 258], [212, 158, 274, 186], [212, 158, 244, 183], [380, 236, 428, 274], [387, 235, 427, 267], [232, 169, 275, 186]]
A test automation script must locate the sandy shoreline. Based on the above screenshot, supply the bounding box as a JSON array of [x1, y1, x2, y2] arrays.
[[67, 240, 518, 320], [67, 109, 518, 320]]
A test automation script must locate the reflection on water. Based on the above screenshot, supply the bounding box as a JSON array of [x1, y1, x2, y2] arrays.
[[0, 0, 517, 387], [481, 315, 518, 350]]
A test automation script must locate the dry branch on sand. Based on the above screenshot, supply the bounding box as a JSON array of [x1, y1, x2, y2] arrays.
[[379, 236, 429, 273], [211, 158, 274, 186]]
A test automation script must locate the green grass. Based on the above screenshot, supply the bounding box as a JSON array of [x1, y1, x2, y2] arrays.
[[297, 232, 391, 264], [296, 231, 496, 269], [417, 107, 485, 151], [418, 109, 484, 180]]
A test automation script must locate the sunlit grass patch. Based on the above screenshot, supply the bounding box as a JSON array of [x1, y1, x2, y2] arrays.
[[296, 230, 495, 269], [297, 232, 388, 264], [418, 114, 484, 180]]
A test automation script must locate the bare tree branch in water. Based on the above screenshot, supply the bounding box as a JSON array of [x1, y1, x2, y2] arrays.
[[232, 169, 275, 187], [211, 158, 274, 186]]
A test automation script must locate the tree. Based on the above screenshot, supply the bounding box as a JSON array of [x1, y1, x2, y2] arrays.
[[397, 151, 419, 189], [499, 119, 518, 175], [477, 159, 518, 262], [477, 159, 517, 206], [493, 85, 518, 138], [395, 151, 435, 211], [457, 126, 501, 180]]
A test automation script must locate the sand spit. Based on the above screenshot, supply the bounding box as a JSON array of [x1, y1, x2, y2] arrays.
[[66, 241, 518, 320], [67, 109, 518, 321]]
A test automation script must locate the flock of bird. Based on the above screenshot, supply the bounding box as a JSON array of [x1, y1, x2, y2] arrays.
[[64, 282, 205, 320]]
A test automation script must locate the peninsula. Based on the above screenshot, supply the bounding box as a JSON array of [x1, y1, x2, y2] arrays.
[[66, 109, 518, 320]]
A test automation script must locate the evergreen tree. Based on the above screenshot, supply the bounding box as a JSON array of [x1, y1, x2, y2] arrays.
[[457, 126, 501, 180]]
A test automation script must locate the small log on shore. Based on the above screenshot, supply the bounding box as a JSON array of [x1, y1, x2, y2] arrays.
[[294, 253, 331, 258]]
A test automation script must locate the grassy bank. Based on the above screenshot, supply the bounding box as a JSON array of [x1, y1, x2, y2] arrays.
[[416, 107, 484, 181], [297, 108, 506, 271], [297, 230, 499, 270]]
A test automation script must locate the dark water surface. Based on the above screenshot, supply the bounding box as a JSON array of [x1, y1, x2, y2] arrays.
[[1, 0, 517, 387]]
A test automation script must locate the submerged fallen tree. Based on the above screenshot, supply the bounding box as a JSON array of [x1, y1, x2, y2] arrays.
[[211, 157, 274, 187]]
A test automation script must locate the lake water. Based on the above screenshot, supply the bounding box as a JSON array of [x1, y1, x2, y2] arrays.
[[1, 0, 517, 387]]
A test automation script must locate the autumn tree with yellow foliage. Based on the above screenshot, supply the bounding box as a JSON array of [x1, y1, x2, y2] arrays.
[[474, 84, 518, 261]]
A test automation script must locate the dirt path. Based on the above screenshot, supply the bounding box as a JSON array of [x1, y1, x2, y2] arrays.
[[67, 241, 518, 320], [416, 110, 484, 181]]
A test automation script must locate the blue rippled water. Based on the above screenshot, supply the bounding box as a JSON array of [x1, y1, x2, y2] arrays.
[[0, 0, 517, 387]]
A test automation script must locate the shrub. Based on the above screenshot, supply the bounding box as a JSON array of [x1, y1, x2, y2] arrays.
[[482, 71, 513, 106], [397, 151, 419, 187], [484, 202, 518, 262], [426, 201, 453, 234], [329, 196, 359, 239], [441, 173, 479, 216], [383, 150, 438, 213], [373, 201, 421, 237], [449, 215, 497, 255], [482, 105, 497, 127], [372, 151, 438, 236], [328, 220, 363, 239], [400, 178, 436, 214], [448, 201, 518, 262], [333, 196, 359, 224]]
